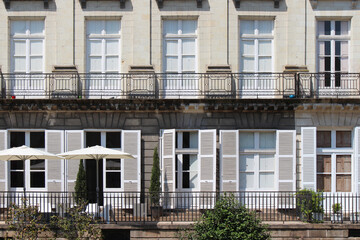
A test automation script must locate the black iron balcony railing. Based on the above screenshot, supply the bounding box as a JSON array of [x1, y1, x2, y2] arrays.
[[1, 191, 360, 223], [1, 72, 360, 99]]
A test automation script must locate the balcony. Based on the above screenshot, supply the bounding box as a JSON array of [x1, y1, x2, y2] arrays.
[[0, 191, 359, 223], [0, 72, 359, 99]]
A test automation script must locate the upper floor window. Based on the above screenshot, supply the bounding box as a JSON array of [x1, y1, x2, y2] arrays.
[[163, 20, 197, 74], [9, 131, 45, 190], [86, 20, 121, 74], [316, 130, 352, 192], [240, 20, 274, 73], [11, 20, 44, 73], [318, 21, 350, 87]]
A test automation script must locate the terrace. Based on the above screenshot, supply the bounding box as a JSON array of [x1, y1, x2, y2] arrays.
[[1, 72, 359, 99]]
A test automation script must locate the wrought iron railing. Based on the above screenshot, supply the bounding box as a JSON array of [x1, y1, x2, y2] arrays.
[[1, 72, 360, 99], [1, 191, 360, 223]]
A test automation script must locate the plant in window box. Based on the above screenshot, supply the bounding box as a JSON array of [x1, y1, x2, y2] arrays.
[[296, 189, 324, 223], [149, 147, 162, 219], [331, 203, 343, 223]]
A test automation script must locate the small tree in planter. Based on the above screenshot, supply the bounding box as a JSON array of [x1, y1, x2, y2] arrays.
[[149, 147, 162, 218], [296, 189, 324, 223], [74, 160, 88, 205], [331, 203, 343, 223]]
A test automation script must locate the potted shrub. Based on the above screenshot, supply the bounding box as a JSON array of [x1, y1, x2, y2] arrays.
[[296, 189, 324, 223], [331, 203, 343, 223], [149, 147, 162, 218]]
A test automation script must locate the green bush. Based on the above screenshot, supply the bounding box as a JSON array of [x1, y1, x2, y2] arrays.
[[180, 195, 270, 240], [149, 147, 161, 206], [74, 160, 87, 205], [296, 189, 324, 223], [332, 203, 342, 214]]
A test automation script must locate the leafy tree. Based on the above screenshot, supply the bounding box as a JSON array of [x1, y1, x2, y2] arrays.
[[296, 189, 324, 223], [180, 195, 270, 240], [74, 160, 88, 204], [149, 147, 161, 206], [50, 200, 102, 240], [6, 199, 50, 240]]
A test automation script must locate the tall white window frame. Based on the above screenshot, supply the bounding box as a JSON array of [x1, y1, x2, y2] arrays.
[[316, 130, 353, 193], [240, 20, 274, 73], [85, 130, 123, 192], [175, 131, 199, 191], [239, 131, 276, 191], [162, 19, 198, 96], [86, 20, 122, 97], [8, 131, 47, 191], [317, 20, 350, 88]]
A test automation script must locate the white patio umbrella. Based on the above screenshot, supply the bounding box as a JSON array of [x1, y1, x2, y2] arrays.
[[0, 145, 63, 196], [59, 145, 135, 206]]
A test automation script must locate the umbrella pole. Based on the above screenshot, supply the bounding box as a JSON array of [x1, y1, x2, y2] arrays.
[[23, 159, 26, 206], [96, 158, 99, 218]]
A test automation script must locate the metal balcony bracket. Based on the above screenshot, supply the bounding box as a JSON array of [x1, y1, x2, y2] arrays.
[[157, 0, 202, 9], [233, 0, 240, 8], [3, 0, 49, 9]]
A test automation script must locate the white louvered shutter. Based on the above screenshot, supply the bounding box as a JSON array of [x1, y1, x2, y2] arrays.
[[65, 130, 84, 192], [220, 130, 239, 192], [45, 130, 64, 192], [161, 129, 175, 192], [355, 127, 360, 193], [0, 131, 7, 191], [122, 130, 141, 192], [277, 130, 296, 191], [199, 130, 216, 192], [301, 127, 316, 190]]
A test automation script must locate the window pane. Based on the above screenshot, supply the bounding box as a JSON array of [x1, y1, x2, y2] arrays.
[[30, 40, 43, 55], [166, 40, 178, 55], [163, 20, 178, 35], [183, 154, 190, 171], [86, 132, 101, 147], [259, 155, 274, 171], [105, 21, 120, 34], [258, 57, 272, 72], [241, 57, 254, 72], [14, 41, 26, 56], [258, 21, 273, 35], [258, 40, 272, 56], [106, 159, 121, 170], [317, 131, 331, 148], [106, 57, 119, 72], [30, 57, 43, 72], [240, 20, 254, 35], [241, 40, 254, 56], [317, 155, 331, 173], [165, 57, 178, 72], [336, 131, 351, 148], [239, 132, 254, 150], [336, 174, 351, 192], [182, 57, 195, 72], [182, 20, 197, 34], [106, 172, 121, 188], [106, 40, 119, 55], [335, 41, 341, 56], [10, 132, 25, 147], [183, 132, 190, 148], [317, 174, 331, 192], [14, 57, 26, 72], [324, 21, 331, 35], [341, 21, 349, 35], [29, 21, 44, 35], [336, 155, 351, 173], [30, 160, 45, 170], [87, 21, 102, 35], [182, 39, 195, 55], [106, 132, 121, 148], [239, 154, 254, 171], [30, 132, 45, 148], [11, 160, 23, 170], [259, 132, 275, 149], [318, 21, 325, 35], [89, 40, 102, 55], [183, 172, 190, 188], [341, 41, 348, 56], [259, 173, 274, 189], [30, 172, 45, 188], [325, 57, 331, 71], [189, 132, 198, 148], [239, 172, 254, 189], [89, 57, 102, 72], [11, 21, 26, 35], [335, 21, 341, 35], [11, 172, 24, 188], [189, 172, 199, 189], [189, 155, 198, 171]]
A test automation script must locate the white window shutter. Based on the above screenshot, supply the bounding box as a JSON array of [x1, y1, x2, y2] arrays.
[[220, 130, 239, 192], [161, 129, 175, 192], [354, 127, 360, 193], [0, 130, 7, 191], [122, 130, 141, 192], [65, 130, 84, 192], [276, 130, 296, 191], [45, 130, 64, 192], [199, 130, 216, 192], [301, 127, 317, 190]]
